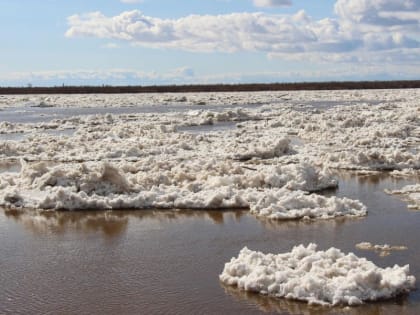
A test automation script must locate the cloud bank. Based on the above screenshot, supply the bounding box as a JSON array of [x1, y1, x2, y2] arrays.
[[0, 68, 195, 87], [65, 0, 419, 66], [2, 63, 418, 87]]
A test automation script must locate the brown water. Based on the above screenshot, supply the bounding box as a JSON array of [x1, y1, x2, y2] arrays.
[[0, 173, 419, 314]]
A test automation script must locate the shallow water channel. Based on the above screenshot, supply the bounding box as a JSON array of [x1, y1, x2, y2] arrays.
[[0, 102, 264, 124], [0, 173, 419, 314]]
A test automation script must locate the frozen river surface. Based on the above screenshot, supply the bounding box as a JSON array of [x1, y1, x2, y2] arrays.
[[0, 89, 419, 313]]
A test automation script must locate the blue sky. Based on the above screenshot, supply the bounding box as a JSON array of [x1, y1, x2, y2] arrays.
[[0, 0, 419, 86]]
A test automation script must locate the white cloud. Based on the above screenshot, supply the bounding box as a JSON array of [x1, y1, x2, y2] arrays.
[[65, 1, 420, 68], [253, 0, 292, 7], [334, 0, 420, 26], [65, 11, 340, 53]]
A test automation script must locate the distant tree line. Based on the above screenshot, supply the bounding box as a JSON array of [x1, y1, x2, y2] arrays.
[[1, 80, 419, 95]]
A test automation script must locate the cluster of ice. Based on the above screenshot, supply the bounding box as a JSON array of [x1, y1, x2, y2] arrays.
[[250, 190, 366, 220], [187, 108, 258, 125], [220, 244, 416, 306], [0, 91, 289, 109], [390, 169, 420, 178], [1, 90, 400, 109], [356, 242, 408, 256], [0, 159, 366, 220], [385, 184, 420, 210], [1, 88, 418, 216], [277, 102, 420, 171]]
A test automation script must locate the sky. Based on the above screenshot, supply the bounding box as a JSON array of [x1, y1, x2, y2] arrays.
[[0, 0, 419, 86]]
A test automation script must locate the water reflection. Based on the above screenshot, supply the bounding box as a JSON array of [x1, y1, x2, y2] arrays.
[[334, 171, 388, 185], [333, 170, 418, 186], [2, 208, 247, 237], [222, 283, 412, 315], [258, 214, 364, 233], [317, 170, 419, 202], [122, 208, 247, 225], [4, 209, 129, 237]]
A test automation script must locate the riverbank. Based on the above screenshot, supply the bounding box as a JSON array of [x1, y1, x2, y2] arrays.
[[1, 80, 420, 95]]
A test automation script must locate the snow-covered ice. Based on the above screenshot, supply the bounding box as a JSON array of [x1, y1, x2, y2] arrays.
[[249, 189, 366, 220], [219, 244, 416, 306], [0, 160, 362, 219], [0, 88, 418, 216]]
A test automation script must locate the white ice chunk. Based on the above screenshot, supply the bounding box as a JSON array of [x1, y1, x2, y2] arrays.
[[356, 242, 408, 256], [249, 189, 366, 220], [385, 184, 420, 210], [0, 159, 346, 213], [220, 244, 416, 306], [231, 138, 290, 161]]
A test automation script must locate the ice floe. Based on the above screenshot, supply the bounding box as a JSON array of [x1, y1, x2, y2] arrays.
[[385, 184, 420, 210], [219, 244, 416, 306], [0, 160, 361, 219], [250, 190, 366, 220], [3, 208, 129, 235], [356, 242, 408, 257]]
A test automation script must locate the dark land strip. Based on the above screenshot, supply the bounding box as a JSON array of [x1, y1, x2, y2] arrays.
[[1, 80, 419, 95]]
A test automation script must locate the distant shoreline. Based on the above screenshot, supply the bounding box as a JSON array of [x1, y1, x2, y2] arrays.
[[1, 80, 419, 95]]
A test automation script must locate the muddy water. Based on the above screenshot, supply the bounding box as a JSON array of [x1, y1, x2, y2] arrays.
[[0, 173, 419, 314]]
